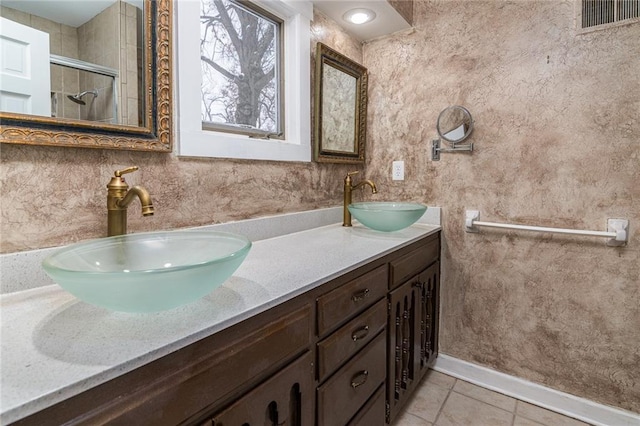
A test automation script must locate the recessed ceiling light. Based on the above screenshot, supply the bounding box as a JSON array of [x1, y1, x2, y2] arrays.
[[343, 8, 377, 25]]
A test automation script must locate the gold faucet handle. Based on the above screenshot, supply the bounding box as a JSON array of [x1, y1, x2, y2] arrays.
[[345, 171, 360, 183], [114, 166, 139, 177]]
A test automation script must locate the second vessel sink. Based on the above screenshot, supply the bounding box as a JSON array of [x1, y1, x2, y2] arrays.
[[348, 202, 427, 232], [42, 231, 251, 313]]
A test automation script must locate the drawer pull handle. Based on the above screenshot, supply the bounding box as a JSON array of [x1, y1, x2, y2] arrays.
[[351, 370, 369, 388], [351, 325, 370, 341], [351, 288, 370, 302]]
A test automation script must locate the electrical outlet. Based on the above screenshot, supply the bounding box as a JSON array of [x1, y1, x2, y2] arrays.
[[392, 161, 404, 181]]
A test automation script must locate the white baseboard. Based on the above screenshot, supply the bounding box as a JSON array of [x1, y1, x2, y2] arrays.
[[432, 354, 640, 426]]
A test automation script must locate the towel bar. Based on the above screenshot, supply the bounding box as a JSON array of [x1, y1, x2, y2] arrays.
[[465, 210, 629, 247]]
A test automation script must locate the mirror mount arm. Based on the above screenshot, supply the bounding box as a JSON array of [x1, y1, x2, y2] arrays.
[[431, 139, 474, 161]]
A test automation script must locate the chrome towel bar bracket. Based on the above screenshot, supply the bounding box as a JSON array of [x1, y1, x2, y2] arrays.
[[464, 210, 629, 247]]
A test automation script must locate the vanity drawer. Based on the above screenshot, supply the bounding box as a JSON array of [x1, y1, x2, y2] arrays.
[[347, 385, 385, 426], [317, 299, 387, 382], [317, 264, 388, 336], [390, 235, 439, 290], [317, 332, 386, 426]]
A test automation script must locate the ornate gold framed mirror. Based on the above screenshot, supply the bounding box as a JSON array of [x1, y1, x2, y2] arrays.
[[314, 42, 367, 164], [0, 0, 172, 152]]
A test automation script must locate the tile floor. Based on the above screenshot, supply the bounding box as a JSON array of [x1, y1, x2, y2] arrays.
[[394, 370, 592, 426]]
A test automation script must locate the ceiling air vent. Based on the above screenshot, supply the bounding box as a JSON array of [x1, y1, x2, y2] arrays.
[[580, 0, 640, 29]]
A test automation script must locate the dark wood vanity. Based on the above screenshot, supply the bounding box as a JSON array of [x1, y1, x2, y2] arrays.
[[11, 232, 440, 426]]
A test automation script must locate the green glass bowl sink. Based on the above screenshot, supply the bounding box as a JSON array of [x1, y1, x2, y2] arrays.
[[42, 231, 251, 313], [348, 202, 427, 232]]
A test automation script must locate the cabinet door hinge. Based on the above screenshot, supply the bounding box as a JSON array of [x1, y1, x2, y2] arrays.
[[385, 401, 391, 424]]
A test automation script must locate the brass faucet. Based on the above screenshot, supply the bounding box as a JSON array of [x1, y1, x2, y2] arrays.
[[107, 166, 154, 236], [343, 171, 377, 227]]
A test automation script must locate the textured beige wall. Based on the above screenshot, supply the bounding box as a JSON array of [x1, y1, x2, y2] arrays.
[[364, 0, 639, 413], [0, 9, 364, 253]]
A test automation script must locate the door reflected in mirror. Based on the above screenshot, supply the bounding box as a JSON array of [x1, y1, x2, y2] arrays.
[[0, 0, 145, 126], [314, 42, 367, 164]]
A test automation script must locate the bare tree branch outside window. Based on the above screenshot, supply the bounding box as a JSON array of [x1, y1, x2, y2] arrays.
[[200, 0, 281, 136]]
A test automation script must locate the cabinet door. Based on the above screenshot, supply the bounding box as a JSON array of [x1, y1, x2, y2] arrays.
[[211, 351, 314, 426], [387, 277, 421, 422], [419, 261, 440, 368], [386, 261, 440, 423]]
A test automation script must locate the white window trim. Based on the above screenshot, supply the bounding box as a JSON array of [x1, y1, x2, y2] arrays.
[[175, 0, 312, 162], [575, 0, 640, 34]]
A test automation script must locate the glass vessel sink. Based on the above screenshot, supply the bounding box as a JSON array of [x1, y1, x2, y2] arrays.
[[348, 202, 427, 232], [42, 231, 252, 313]]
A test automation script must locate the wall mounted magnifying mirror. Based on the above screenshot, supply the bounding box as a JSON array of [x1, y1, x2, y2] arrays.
[[0, 0, 172, 152], [432, 105, 474, 161], [314, 42, 367, 164]]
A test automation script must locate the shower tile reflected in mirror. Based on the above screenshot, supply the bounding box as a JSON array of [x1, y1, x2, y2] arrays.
[[77, 70, 113, 123], [51, 65, 116, 123]]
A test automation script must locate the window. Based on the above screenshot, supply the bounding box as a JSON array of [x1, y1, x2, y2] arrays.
[[578, 0, 640, 31], [177, 0, 313, 161], [200, 0, 282, 138]]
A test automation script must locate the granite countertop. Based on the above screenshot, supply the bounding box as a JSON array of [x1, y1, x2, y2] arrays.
[[0, 215, 440, 424]]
